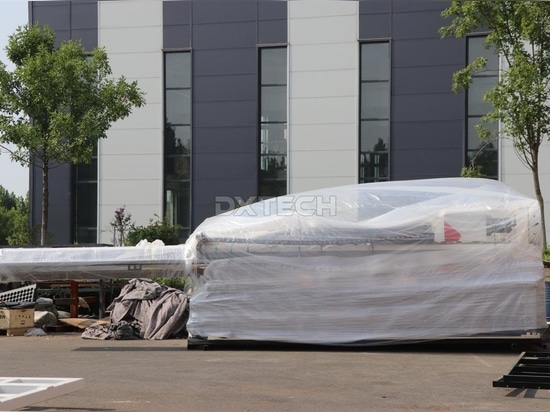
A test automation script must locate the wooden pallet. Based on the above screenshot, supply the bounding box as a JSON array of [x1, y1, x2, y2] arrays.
[[0, 327, 30, 336]]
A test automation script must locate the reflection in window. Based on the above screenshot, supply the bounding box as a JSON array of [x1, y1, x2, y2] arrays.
[[360, 42, 390, 183], [467, 36, 499, 179], [260, 47, 287, 198], [73, 146, 97, 243], [164, 51, 191, 240]]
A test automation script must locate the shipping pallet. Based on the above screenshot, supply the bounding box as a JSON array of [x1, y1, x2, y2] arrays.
[[0, 327, 30, 336], [494, 352, 550, 389]]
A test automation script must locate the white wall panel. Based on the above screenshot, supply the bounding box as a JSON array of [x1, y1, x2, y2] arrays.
[[291, 70, 357, 98], [99, 27, 162, 53], [290, 43, 357, 72], [107, 52, 161, 80], [291, 97, 357, 125], [289, 15, 358, 45], [288, 2, 359, 194], [99, 0, 162, 29], [98, 0, 163, 243], [101, 129, 162, 155], [291, 124, 357, 151]]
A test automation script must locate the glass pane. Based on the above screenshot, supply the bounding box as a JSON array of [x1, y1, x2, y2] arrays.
[[359, 152, 389, 182], [468, 36, 499, 75], [260, 154, 287, 178], [165, 181, 190, 229], [261, 85, 286, 122], [165, 125, 191, 155], [260, 123, 287, 155], [261, 48, 287, 85], [260, 180, 287, 199], [165, 156, 190, 180], [361, 42, 390, 81], [75, 228, 97, 244], [468, 76, 495, 116], [166, 89, 191, 125], [165, 52, 191, 89], [467, 117, 498, 149], [75, 159, 97, 181], [467, 149, 498, 178], [361, 82, 390, 119], [361, 120, 389, 152], [75, 182, 97, 227]]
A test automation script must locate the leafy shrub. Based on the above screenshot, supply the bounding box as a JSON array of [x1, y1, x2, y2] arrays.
[[126, 215, 182, 246]]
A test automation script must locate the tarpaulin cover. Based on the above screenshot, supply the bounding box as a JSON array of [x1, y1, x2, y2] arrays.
[[184, 178, 547, 345]]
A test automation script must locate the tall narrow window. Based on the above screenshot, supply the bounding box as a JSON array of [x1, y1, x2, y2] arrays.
[[259, 47, 287, 198], [164, 52, 191, 240], [466, 36, 499, 179], [360, 42, 390, 183], [73, 146, 97, 244]]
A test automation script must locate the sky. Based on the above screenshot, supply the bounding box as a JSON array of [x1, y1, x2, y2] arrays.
[[0, 0, 29, 197]]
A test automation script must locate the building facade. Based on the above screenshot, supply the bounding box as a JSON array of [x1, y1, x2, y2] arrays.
[[27, 0, 541, 245]]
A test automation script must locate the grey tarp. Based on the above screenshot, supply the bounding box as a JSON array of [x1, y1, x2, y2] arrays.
[[82, 278, 188, 340]]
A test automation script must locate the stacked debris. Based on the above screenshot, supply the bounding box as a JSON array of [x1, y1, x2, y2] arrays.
[[82, 278, 189, 340]]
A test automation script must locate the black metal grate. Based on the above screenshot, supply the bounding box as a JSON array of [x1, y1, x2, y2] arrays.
[[494, 352, 550, 390]]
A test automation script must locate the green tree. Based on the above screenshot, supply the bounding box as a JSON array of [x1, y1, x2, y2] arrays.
[[440, 1, 550, 249], [0, 186, 32, 245], [0, 24, 145, 245]]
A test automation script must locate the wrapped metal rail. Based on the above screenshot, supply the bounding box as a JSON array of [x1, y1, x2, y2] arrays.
[[0, 243, 186, 282], [185, 178, 547, 346]]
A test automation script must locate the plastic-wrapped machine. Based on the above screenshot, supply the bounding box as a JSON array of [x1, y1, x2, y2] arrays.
[[185, 178, 547, 346], [0, 241, 186, 282]]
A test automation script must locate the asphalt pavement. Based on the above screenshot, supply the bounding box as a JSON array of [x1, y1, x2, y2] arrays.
[[1, 332, 550, 412]]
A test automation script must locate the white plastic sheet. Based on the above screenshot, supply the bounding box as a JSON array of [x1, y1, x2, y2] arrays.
[[185, 178, 546, 345]]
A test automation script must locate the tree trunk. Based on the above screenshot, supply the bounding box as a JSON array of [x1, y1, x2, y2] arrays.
[[532, 161, 546, 251], [41, 163, 49, 245]]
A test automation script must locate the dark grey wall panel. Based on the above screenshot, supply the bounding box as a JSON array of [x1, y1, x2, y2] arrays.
[[258, 19, 287, 45], [392, 120, 464, 149], [71, 1, 97, 29], [192, 22, 257, 49], [360, 0, 391, 15], [31, 1, 70, 30], [391, 148, 463, 180], [193, 49, 257, 75], [194, 74, 257, 102], [163, 1, 191, 49], [393, 37, 464, 67], [163, 1, 191, 26], [393, 93, 463, 122], [164, 25, 191, 49], [359, 13, 391, 39], [392, 65, 460, 95], [393, 0, 451, 13], [193, 127, 258, 154], [258, 1, 287, 20], [192, 1, 257, 24], [194, 100, 257, 128], [194, 153, 258, 180], [392, 10, 446, 40], [72, 28, 97, 51]]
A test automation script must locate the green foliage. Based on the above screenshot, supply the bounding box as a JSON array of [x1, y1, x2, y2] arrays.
[[126, 215, 182, 246], [544, 247, 550, 261], [440, 1, 550, 248], [0, 186, 32, 245], [0, 24, 146, 244], [461, 165, 483, 178]]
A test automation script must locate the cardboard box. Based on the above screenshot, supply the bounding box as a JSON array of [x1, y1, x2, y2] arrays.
[[0, 308, 35, 330]]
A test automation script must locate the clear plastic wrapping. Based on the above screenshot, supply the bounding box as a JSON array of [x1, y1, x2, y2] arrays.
[[185, 178, 546, 345], [0, 243, 186, 282]]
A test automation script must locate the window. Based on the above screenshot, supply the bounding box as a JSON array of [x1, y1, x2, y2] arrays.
[[259, 47, 287, 198], [466, 36, 499, 179], [73, 146, 97, 244], [360, 42, 390, 183], [164, 52, 191, 240]]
